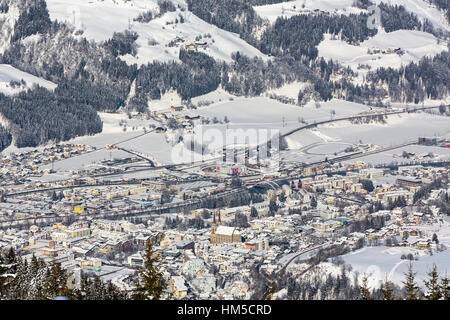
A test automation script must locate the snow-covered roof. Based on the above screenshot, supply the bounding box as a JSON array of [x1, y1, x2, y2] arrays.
[[215, 226, 238, 236]]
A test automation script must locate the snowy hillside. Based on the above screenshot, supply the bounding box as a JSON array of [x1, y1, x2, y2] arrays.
[[318, 30, 447, 75], [254, 0, 449, 31], [45, 0, 269, 64], [254, 0, 363, 23], [0, 64, 57, 95], [372, 0, 449, 31]]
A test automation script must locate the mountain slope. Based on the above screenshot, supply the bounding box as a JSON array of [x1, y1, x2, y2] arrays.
[[0, 0, 447, 151], [45, 0, 269, 64]]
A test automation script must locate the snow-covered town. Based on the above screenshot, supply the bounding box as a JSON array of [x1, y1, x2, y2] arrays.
[[1, 130, 449, 299]]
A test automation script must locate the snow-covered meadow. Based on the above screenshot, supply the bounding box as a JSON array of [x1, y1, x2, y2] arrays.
[[318, 30, 447, 75], [45, 0, 269, 65], [0, 64, 57, 95], [254, 0, 448, 31]]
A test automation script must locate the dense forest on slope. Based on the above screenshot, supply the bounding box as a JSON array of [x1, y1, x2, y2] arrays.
[[183, 0, 449, 104], [185, 0, 263, 46], [259, 13, 378, 61], [427, 0, 450, 23], [0, 125, 12, 152], [0, 0, 448, 149], [129, 49, 343, 111], [0, 87, 102, 148], [128, 49, 222, 112], [0, 0, 137, 148], [366, 51, 450, 103]]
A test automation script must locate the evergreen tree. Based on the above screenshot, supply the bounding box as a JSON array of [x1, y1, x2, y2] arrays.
[[440, 275, 449, 300], [5, 247, 16, 265], [279, 192, 286, 202], [403, 262, 420, 300], [359, 275, 372, 300], [105, 280, 127, 300], [132, 240, 167, 300], [423, 264, 442, 300], [381, 276, 394, 300], [268, 198, 278, 215], [43, 260, 73, 299], [310, 196, 317, 208], [0, 251, 14, 298], [85, 276, 108, 300], [250, 206, 258, 218]]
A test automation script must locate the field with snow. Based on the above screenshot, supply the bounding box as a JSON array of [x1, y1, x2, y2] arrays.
[[316, 113, 450, 147], [46, 0, 269, 65], [195, 97, 371, 128], [254, 0, 448, 31], [318, 30, 447, 75], [0, 64, 57, 95], [282, 111, 450, 165], [284, 112, 450, 151], [342, 144, 450, 166], [35, 95, 450, 172], [286, 219, 450, 291], [189, 97, 373, 153], [372, 0, 449, 31], [33, 97, 377, 171], [342, 245, 450, 290], [254, 0, 362, 23]]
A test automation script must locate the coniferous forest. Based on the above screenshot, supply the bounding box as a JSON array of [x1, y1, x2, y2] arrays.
[[0, 0, 447, 150]]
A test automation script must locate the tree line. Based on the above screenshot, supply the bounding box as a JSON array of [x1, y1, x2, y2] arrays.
[[0, 124, 12, 152], [0, 240, 167, 300]]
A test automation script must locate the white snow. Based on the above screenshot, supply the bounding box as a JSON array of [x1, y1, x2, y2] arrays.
[[342, 144, 450, 166], [317, 113, 450, 147], [266, 81, 310, 100], [254, 0, 363, 24], [342, 245, 450, 290], [45, 0, 269, 64], [195, 97, 371, 129], [318, 30, 447, 74], [0, 64, 57, 95], [254, 0, 449, 31], [372, 0, 449, 31]]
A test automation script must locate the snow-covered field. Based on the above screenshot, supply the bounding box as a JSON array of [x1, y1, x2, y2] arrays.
[[283, 111, 450, 165], [266, 81, 310, 100], [291, 221, 450, 291], [0, 64, 57, 95], [46, 0, 269, 64], [342, 245, 450, 290], [43, 96, 450, 171], [195, 97, 371, 128], [254, 0, 362, 23], [318, 30, 447, 74], [254, 0, 448, 31], [342, 145, 450, 166], [316, 113, 450, 147], [372, 0, 449, 31]]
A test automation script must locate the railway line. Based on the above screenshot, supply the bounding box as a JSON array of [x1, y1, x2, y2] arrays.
[[1, 105, 448, 229]]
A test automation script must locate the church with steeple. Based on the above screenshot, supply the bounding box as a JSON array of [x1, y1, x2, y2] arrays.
[[210, 210, 242, 244]]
